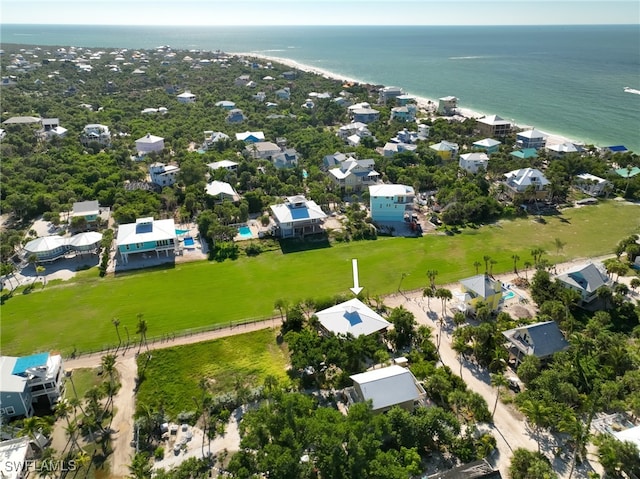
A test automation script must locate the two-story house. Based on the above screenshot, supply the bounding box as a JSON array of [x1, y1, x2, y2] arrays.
[[503, 167, 550, 200], [80, 124, 111, 147], [270, 196, 327, 239], [328, 158, 380, 192], [369, 184, 415, 223], [149, 162, 180, 187], [477, 114, 512, 137], [116, 217, 179, 265], [459, 152, 489, 174], [516, 129, 547, 149], [135, 133, 164, 156]]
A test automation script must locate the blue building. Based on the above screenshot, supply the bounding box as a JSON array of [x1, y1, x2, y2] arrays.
[[369, 184, 415, 223], [116, 217, 178, 265]]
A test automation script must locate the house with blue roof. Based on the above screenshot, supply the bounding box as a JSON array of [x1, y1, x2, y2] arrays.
[[502, 321, 569, 367], [269, 196, 327, 239], [1, 353, 64, 418]]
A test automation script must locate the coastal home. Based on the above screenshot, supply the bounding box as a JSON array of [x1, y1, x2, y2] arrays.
[[235, 131, 265, 143], [214, 100, 236, 110], [516, 129, 547, 149], [0, 352, 64, 418], [418, 124, 430, 140], [396, 94, 416, 106], [328, 157, 380, 191], [322, 152, 356, 170], [430, 140, 459, 160], [391, 105, 417, 122], [116, 217, 179, 265], [510, 148, 538, 160], [254, 91, 266, 102], [301, 98, 315, 109], [337, 122, 372, 142], [459, 152, 489, 174], [477, 114, 511, 137], [208, 159, 238, 172], [203, 130, 230, 148], [226, 108, 246, 124], [555, 262, 611, 304], [135, 133, 164, 156], [393, 128, 419, 144], [149, 162, 180, 187], [437, 96, 458, 116], [80, 123, 111, 147], [502, 321, 569, 368], [601, 145, 629, 156], [272, 148, 300, 169], [70, 200, 101, 227], [378, 86, 404, 104], [270, 195, 327, 239], [38, 118, 68, 140], [350, 107, 380, 124], [426, 460, 502, 479], [246, 141, 281, 160], [282, 71, 297, 80], [176, 91, 196, 103], [456, 274, 503, 314], [574, 173, 611, 197], [546, 142, 582, 158], [233, 74, 251, 87], [348, 365, 426, 413], [503, 168, 550, 200], [205, 180, 240, 203], [275, 87, 291, 100], [0, 437, 31, 479], [315, 298, 390, 337], [368, 184, 415, 223], [382, 142, 417, 157], [473, 138, 502, 154], [23, 232, 103, 262]]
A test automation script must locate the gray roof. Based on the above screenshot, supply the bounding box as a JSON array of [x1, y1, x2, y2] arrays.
[[556, 262, 609, 294], [350, 365, 423, 411], [459, 274, 501, 298], [72, 200, 100, 216], [502, 321, 569, 359]]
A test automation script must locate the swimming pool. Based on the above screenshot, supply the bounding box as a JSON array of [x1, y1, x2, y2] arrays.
[[503, 291, 516, 301], [175, 229, 190, 235], [238, 226, 253, 238], [184, 237, 195, 247]]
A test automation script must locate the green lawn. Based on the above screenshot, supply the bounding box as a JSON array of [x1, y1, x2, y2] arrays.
[[135, 328, 289, 418], [2, 201, 639, 356]]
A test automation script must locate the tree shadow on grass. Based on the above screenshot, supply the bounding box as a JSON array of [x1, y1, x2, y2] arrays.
[[278, 235, 331, 254]]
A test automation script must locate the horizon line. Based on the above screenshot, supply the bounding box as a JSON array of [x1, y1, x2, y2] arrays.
[[2, 22, 638, 27]]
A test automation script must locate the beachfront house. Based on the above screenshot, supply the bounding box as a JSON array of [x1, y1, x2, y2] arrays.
[[1, 352, 64, 418], [391, 105, 417, 122], [546, 142, 582, 158], [205, 180, 240, 203], [269, 195, 327, 239], [176, 91, 196, 103], [348, 365, 426, 413], [368, 184, 415, 223], [516, 129, 547, 149], [135, 133, 164, 156], [80, 123, 111, 147], [477, 114, 512, 137], [456, 274, 503, 315], [328, 157, 379, 192], [503, 167, 550, 200], [574, 173, 611, 197], [459, 152, 489, 174], [149, 162, 180, 187], [430, 140, 459, 160], [23, 232, 103, 262], [378, 86, 404, 104], [116, 217, 179, 265], [555, 262, 611, 305], [502, 321, 569, 368], [437, 96, 458, 116], [315, 298, 390, 337], [473, 138, 502, 154]]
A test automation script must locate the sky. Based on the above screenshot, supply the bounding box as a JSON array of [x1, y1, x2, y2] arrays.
[[1, 0, 638, 26]]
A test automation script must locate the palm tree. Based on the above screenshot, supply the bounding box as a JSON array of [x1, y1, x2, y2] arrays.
[[55, 400, 80, 455], [435, 288, 452, 319], [273, 299, 288, 325], [596, 285, 613, 311], [473, 261, 481, 275], [128, 452, 152, 479], [136, 313, 148, 353], [519, 398, 552, 453], [112, 318, 122, 350], [19, 416, 49, 452], [511, 254, 520, 274], [422, 286, 435, 310], [483, 255, 491, 274], [35, 265, 46, 288], [630, 277, 640, 294], [426, 269, 438, 290], [490, 373, 509, 419], [101, 354, 117, 416]]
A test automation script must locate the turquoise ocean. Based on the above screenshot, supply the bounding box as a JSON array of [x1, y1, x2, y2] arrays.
[[2, 24, 639, 151]]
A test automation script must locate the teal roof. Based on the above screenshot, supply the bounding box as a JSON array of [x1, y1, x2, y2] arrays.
[[615, 167, 640, 178], [510, 148, 538, 159], [12, 352, 49, 375]]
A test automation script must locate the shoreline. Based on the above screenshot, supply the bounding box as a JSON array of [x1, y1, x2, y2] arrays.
[[239, 51, 587, 149]]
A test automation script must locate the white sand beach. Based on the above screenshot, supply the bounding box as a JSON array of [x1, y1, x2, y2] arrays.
[[239, 52, 580, 148]]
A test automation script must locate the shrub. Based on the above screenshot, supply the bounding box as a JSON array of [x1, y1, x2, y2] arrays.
[[244, 243, 262, 256], [154, 446, 164, 460]]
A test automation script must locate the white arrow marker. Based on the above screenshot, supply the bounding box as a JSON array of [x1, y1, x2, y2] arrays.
[[350, 258, 363, 295]]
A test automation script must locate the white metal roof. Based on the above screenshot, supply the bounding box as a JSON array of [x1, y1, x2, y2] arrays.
[[116, 218, 176, 246], [350, 365, 422, 411], [0, 356, 28, 393], [205, 181, 239, 199], [136, 133, 164, 144], [368, 184, 414, 198], [270, 197, 327, 224], [316, 298, 390, 337]]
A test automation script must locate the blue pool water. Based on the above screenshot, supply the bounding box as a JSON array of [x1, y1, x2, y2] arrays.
[[175, 229, 190, 235], [503, 291, 516, 301], [238, 226, 253, 238], [184, 237, 195, 247]]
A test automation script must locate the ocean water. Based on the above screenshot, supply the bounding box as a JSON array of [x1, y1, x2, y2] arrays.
[[2, 24, 639, 151]]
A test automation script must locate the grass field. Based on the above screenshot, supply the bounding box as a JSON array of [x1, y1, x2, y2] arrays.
[[2, 201, 639, 356], [135, 328, 289, 418]]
